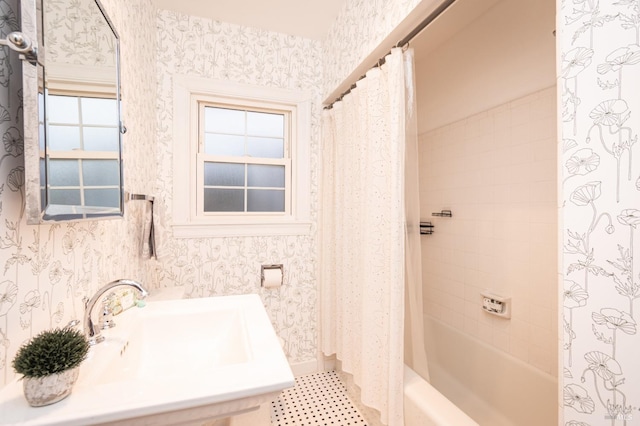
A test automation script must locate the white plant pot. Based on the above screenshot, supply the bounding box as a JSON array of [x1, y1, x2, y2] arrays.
[[22, 367, 80, 407]]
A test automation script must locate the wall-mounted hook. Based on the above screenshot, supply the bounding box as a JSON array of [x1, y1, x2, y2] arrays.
[[432, 210, 452, 217], [420, 222, 434, 235]]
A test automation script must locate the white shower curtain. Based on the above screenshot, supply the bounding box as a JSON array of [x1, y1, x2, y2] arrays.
[[320, 47, 427, 426], [402, 49, 430, 383]]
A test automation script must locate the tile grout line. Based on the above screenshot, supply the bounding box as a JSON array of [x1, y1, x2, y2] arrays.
[[271, 371, 368, 426]]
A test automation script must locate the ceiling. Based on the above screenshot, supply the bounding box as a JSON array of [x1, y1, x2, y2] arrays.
[[151, 0, 346, 40], [150, 0, 505, 56], [411, 0, 502, 60]]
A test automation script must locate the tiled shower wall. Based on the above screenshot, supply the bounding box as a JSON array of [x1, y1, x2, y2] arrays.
[[419, 86, 558, 375]]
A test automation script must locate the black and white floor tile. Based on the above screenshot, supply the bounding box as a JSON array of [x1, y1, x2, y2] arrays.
[[270, 371, 367, 426]]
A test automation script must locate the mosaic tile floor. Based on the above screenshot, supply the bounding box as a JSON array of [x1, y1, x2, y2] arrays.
[[270, 371, 367, 426]]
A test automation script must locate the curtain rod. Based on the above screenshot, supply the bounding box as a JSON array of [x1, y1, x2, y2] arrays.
[[324, 0, 457, 110]]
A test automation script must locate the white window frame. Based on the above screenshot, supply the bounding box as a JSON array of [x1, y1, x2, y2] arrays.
[[196, 100, 292, 216], [172, 76, 312, 238]]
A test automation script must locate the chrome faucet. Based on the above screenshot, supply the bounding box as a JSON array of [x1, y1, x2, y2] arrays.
[[84, 279, 148, 345]]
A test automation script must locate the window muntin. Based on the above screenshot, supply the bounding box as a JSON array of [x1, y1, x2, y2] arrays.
[[171, 76, 312, 237], [197, 104, 291, 215], [45, 94, 120, 210]]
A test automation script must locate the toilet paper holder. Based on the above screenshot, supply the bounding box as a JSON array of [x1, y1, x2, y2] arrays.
[[261, 264, 284, 287]]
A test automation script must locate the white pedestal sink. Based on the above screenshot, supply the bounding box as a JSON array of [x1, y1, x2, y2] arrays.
[[0, 294, 294, 426]]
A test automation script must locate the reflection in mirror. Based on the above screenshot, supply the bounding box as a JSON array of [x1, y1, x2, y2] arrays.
[[24, 0, 123, 223]]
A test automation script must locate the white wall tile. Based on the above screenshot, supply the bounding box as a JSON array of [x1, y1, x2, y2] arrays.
[[510, 337, 530, 361], [420, 87, 557, 374]]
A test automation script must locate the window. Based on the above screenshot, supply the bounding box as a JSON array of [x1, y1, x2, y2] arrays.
[[198, 104, 289, 214], [172, 76, 312, 237], [44, 94, 120, 211]]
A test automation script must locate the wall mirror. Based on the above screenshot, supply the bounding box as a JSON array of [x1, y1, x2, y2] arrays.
[[22, 0, 124, 224]]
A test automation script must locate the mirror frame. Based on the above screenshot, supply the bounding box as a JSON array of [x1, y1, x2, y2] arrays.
[[22, 0, 125, 224]]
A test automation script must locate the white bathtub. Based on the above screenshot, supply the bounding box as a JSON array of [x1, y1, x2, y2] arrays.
[[404, 365, 478, 425], [404, 316, 557, 426]]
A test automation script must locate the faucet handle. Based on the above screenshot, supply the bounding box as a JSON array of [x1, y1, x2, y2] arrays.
[[99, 295, 117, 330], [99, 304, 116, 330]]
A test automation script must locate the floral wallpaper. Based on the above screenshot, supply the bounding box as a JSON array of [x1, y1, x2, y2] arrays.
[[44, 0, 116, 67], [560, 0, 640, 424], [154, 10, 322, 365], [0, 0, 156, 388], [322, 0, 420, 97], [6, 1, 638, 422]]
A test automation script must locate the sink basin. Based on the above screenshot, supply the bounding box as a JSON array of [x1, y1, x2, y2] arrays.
[[90, 304, 252, 385], [0, 294, 294, 426]]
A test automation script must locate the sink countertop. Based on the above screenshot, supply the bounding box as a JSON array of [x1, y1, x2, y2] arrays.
[[0, 294, 294, 426]]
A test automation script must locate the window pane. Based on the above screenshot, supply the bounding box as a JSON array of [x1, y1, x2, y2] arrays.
[[47, 96, 79, 124], [49, 189, 81, 205], [204, 133, 245, 156], [247, 111, 283, 138], [84, 188, 120, 207], [48, 125, 81, 151], [49, 159, 80, 186], [247, 189, 284, 212], [83, 127, 119, 151], [204, 188, 244, 212], [38, 93, 45, 122], [39, 123, 45, 151], [81, 98, 118, 126], [204, 107, 245, 135], [247, 164, 285, 188], [247, 137, 284, 158], [204, 162, 244, 186], [40, 158, 46, 210], [83, 160, 120, 186]]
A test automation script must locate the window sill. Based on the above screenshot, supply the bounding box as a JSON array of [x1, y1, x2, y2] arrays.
[[172, 220, 312, 238]]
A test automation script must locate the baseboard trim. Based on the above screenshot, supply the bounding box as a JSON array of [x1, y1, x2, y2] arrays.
[[289, 359, 321, 377]]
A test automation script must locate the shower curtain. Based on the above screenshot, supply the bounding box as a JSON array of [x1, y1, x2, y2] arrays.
[[402, 49, 429, 384], [320, 47, 427, 426]]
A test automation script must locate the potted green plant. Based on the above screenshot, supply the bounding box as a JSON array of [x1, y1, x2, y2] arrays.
[[12, 327, 90, 407]]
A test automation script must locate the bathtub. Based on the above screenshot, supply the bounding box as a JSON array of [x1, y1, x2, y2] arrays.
[[404, 365, 478, 425], [404, 316, 557, 426]]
